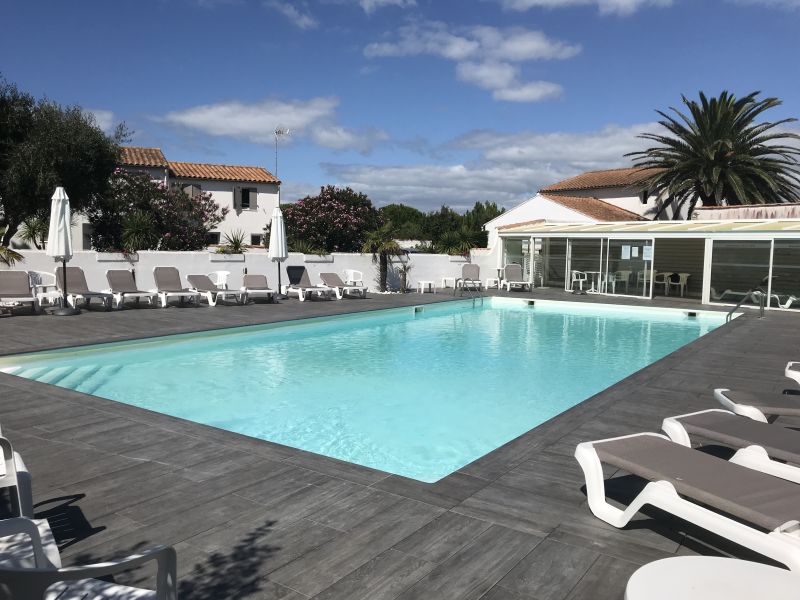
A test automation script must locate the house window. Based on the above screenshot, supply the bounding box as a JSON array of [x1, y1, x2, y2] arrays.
[[206, 232, 221, 246], [236, 187, 257, 210], [251, 234, 262, 246], [183, 184, 202, 197]]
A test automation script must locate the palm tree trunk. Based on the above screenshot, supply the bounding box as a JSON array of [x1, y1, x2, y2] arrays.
[[1, 220, 17, 247], [380, 253, 388, 292]]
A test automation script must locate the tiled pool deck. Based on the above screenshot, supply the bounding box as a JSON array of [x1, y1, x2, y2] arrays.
[[1, 290, 798, 599]]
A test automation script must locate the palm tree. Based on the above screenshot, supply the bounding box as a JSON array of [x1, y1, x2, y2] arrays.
[[628, 91, 800, 218], [436, 226, 481, 256], [361, 223, 405, 292], [0, 227, 23, 266]]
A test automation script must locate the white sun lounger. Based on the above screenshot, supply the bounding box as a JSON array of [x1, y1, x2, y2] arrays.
[[0, 271, 39, 314], [715, 388, 800, 423], [662, 408, 800, 484], [502, 264, 531, 292], [319, 273, 367, 299], [575, 432, 800, 571], [106, 269, 156, 308], [240, 274, 276, 303], [187, 274, 242, 307], [457, 264, 482, 291], [283, 266, 332, 302], [0, 517, 177, 599], [0, 434, 33, 518], [56, 266, 113, 310], [153, 267, 200, 308]]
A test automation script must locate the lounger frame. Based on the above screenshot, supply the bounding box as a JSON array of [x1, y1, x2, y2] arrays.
[[715, 388, 772, 423], [575, 432, 800, 571]]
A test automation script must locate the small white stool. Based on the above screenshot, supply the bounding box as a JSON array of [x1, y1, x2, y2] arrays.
[[626, 557, 800, 600], [485, 277, 500, 289], [417, 280, 436, 294], [441, 276, 456, 289]]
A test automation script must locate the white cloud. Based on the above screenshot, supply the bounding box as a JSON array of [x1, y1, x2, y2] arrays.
[[496, 0, 672, 16], [365, 22, 578, 102], [85, 109, 115, 133], [359, 0, 416, 12], [161, 96, 387, 153], [320, 122, 658, 210], [264, 1, 318, 29]]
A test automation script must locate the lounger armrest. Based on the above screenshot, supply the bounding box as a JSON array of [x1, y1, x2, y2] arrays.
[[0, 518, 54, 568], [1, 546, 177, 600]]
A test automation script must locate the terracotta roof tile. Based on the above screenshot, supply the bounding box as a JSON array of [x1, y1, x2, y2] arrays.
[[120, 146, 168, 168], [540, 167, 661, 193], [540, 193, 647, 222], [168, 161, 279, 184]]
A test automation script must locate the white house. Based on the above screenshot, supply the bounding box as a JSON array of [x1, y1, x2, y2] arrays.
[[484, 166, 680, 248], [119, 147, 280, 247]]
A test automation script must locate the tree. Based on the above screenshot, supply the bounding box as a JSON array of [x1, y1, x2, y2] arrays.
[[0, 78, 124, 244], [283, 186, 380, 252], [86, 170, 228, 251], [422, 205, 463, 244], [0, 227, 22, 266], [628, 91, 800, 218], [379, 204, 425, 239], [462, 201, 504, 246], [436, 226, 482, 255], [361, 222, 405, 292]]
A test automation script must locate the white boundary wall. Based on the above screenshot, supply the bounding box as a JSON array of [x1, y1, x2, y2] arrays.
[[3, 248, 500, 292]]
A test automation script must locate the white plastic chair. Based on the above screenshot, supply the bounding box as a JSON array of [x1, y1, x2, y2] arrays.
[[343, 269, 364, 287], [207, 270, 231, 290], [0, 517, 177, 599], [668, 272, 690, 297], [570, 270, 587, 291], [27, 271, 60, 307], [653, 271, 671, 295]]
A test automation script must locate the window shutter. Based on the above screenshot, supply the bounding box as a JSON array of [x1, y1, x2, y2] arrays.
[[233, 186, 241, 209], [250, 188, 257, 210]]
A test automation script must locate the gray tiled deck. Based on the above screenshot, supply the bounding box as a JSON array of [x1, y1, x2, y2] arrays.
[[1, 289, 798, 599]]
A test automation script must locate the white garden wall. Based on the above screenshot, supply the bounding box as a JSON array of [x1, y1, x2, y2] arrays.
[[4, 247, 500, 293]]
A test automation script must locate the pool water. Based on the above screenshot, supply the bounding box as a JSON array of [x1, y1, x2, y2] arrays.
[[1, 298, 726, 482]]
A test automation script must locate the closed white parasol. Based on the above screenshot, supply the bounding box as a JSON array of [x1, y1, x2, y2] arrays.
[[268, 206, 288, 298], [47, 187, 79, 315]]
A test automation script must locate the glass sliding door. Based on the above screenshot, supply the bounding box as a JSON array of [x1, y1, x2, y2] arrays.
[[603, 239, 654, 298], [566, 238, 603, 292], [770, 240, 800, 309], [541, 238, 567, 288], [709, 240, 771, 306]]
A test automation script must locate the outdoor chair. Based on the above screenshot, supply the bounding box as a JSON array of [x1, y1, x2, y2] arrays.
[[502, 264, 531, 292], [319, 273, 367, 299], [0, 272, 38, 315], [343, 269, 364, 287], [606, 270, 631, 294], [0, 432, 33, 518], [570, 270, 587, 292], [106, 270, 156, 308], [575, 432, 800, 571], [27, 271, 60, 308], [187, 274, 242, 307], [0, 517, 177, 599], [56, 267, 113, 310], [283, 266, 332, 301], [662, 408, 800, 484], [653, 271, 671, 295], [667, 272, 690, 297], [207, 270, 231, 289], [152, 267, 200, 308], [240, 274, 276, 303], [457, 264, 482, 291], [715, 388, 800, 423]]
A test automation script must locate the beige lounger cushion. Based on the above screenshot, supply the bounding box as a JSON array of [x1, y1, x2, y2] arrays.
[[595, 435, 800, 531], [0, 272, 32, 298]]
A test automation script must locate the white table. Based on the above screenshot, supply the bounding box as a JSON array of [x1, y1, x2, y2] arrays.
[[417, 280, 436, 294], [626, 557, 800, 600], [485, 277, 500, 289], [584, 271, 602, 293], [441, 276, 456, 289]]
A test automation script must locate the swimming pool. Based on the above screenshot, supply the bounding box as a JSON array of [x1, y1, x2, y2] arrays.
[[0, 298, 727, 482]]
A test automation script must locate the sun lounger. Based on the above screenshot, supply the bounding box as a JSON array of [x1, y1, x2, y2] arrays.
[[663, 408, 800, 484], [319, 272, 367, 299], [105, 269, 156, 308], [0, 517, 177, 599], [715, 388, 800, 423], [187, 274, 242, 307], [502, 264, 531, 292], [575, 432, 800, 570], [786, 361, 800, 387], [56, 266, 112, 310], [153, 267, 200, 308], [457, 264, 482, 291], [0, 271, 38, 314], [283, 266, 332, 302], [240, 274, 276, 303], [0, 435, 33, 518]]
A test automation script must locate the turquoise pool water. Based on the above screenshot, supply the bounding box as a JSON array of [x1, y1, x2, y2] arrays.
[[1, 299, 726, 482]]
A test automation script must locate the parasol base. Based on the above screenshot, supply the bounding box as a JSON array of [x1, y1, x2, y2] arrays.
[[52, 306, 81, 316]]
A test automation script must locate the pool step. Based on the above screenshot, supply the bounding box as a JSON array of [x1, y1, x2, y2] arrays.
[[79, 364, 124, 396]]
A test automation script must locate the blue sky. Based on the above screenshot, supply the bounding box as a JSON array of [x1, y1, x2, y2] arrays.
[[2, 0, 799, 211]]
